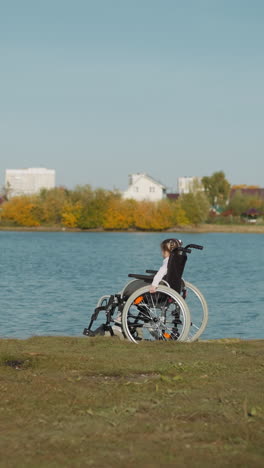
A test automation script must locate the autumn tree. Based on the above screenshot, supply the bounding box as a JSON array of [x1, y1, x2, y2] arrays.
[[103, 198, 136, 230], [61, 201, 82, 228], [133, 200, 174, 231], [0, 196, 40, 226]]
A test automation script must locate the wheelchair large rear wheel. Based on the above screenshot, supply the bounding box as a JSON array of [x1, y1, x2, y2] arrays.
[[183, 281, 208, 342], [122, 285, 191, 343]]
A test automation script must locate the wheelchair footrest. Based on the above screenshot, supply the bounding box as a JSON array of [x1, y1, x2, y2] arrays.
[[83, 324, 114, 337], [83, 328, 97, 337]]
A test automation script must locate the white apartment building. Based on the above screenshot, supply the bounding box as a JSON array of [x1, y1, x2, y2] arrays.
[[5, 168, 56, 198], [177, 176, 203, 194], [123, 173, 166, 201]]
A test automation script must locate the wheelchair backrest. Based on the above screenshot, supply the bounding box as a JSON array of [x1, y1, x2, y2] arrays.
[[165, 248, 187, 293]]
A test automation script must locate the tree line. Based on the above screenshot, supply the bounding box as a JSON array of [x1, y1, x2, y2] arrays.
[[0, 172, 263, 229]]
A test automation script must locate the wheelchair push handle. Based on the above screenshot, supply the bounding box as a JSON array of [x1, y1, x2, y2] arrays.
[[185, 244, 203, 251], [146, 245, 204, 269], [178, 247, 192, 253]]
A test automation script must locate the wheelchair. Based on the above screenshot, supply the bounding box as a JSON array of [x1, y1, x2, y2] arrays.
[[83, 243, 208, 343]]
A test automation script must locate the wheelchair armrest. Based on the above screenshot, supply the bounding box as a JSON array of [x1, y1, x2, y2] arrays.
[[128, 274, 154, 282]]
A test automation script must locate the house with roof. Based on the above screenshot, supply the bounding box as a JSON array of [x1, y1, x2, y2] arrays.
[[123, 173, 166, 201]]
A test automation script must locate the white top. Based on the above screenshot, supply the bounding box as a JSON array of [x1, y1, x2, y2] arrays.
[[151, 257, 169, 287]]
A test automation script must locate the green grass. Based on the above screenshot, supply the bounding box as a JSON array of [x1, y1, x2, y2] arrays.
[[0, 337, 263, 467]]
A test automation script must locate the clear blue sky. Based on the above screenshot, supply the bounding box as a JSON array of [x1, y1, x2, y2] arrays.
[[1, 0, 263, 191]]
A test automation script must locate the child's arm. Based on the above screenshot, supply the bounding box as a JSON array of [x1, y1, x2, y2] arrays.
[[149, 257, 169, 293]]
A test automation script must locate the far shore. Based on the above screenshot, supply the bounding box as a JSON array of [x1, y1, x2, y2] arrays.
[[0, 223, 264, 234]]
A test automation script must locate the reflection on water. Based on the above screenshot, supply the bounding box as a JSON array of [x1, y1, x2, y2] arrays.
[[0, 231, 263, 340]]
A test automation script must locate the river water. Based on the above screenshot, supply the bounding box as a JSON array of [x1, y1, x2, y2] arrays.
[[0, 231, 263, 340]]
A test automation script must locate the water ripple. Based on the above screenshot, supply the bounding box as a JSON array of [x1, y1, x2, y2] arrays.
[[0, 231, 263, 340]]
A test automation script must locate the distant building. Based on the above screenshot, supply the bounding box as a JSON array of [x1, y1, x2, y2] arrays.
[[177, 176, 203, 194], [230, 187, 264, 200], [123, 173, 166, 201], [5, 168, 55, 198]]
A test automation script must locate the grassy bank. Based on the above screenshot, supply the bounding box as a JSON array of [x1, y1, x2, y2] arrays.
[[0, 337, 263, 467], [0, 223, 264, 233]]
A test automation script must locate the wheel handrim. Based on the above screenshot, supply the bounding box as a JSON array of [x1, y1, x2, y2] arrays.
[[122, 286, 191, 343]]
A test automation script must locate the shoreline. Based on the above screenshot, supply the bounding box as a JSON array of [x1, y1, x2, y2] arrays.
[[1, 336, 262, 342], [0, 224, 264, 234]]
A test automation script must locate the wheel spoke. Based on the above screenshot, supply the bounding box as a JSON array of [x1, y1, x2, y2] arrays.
[[122, 286, 190, 343]]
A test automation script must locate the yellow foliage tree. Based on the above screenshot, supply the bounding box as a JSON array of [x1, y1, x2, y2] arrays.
[[134, 200, 174, 231], [103, 199, 136, 230], [0, 196, 40, 227], [61, 202, 82, 228]]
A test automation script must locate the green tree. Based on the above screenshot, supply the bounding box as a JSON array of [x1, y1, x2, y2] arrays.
[[202, 171, 231, 207], [228, 191, 264, 216], [77, 189, 118, 229], [179, 192, 210, 224], [170, 199, 190, 226], [69, 185, 94, 204], [38, 187, 70, 224]]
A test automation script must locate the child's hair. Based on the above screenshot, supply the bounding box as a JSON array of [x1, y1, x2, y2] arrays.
[[160, 238, 182, 254]]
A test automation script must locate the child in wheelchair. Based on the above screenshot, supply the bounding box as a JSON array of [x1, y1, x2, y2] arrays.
[[113, 238, 183, 335], [149, 238, 182, 293], [83, 238, 193, 341]]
